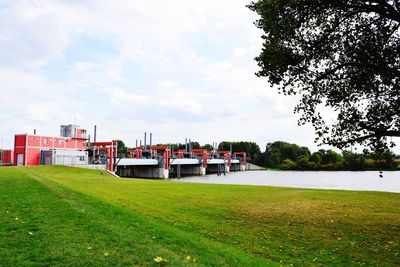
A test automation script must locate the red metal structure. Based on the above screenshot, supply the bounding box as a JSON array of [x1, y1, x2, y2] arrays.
[[233, 152, 247, 166], [172, 149, 185, 159], [14, 132, 86, 167], [216, 151, 231, 166], [129, 147, 144, 159], [150, 145, 171, 170], [190, 149, 210, 168], [90, 141, 117, 172], [129, 146, 171, 170]]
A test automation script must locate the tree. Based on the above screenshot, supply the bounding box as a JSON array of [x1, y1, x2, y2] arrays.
[[320, 149, 343, 165], [296, 155, 310, 170], [116, 140, 129, 158], [342, 151, 366, 170], [310, 152, 322, 166], [201, 144, 214, 150], [368, 148, 398, 169], [218, 141, 262, 163], [262, 141, 311, 167], [280, 158, 297, 169], [263, 142, 282, 167], [248, 0, 400, 150]]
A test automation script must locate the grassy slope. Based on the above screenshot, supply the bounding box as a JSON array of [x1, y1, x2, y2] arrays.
[[1, 166, 400, 266]]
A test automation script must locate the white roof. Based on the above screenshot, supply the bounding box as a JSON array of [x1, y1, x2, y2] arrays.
[[207, 159, 225, 164], [117, 159, 159, 166], [170, 159, 200, 165]]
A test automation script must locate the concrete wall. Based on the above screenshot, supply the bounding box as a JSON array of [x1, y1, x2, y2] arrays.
[[117, 165, 169, 179], [206, 164, 228, 174], [229, 163, 246, 172], [169, 164, 205, 178]]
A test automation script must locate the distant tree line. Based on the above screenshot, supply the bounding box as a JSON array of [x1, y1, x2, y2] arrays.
[[218, 141, 261, 162], [215, 140, 400, 171], [257, 141, 399, 171]]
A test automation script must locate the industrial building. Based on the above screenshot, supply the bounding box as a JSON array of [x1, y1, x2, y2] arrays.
[[116, 137, 247, 179], [5, 125, 248, 179], [13, 125, 88, 167]]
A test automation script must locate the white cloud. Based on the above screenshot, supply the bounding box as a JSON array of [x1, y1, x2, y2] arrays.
[[0, 1, 77, 68], [0, 68, 85, 147], [0, 0, 379, 153], [70, 62, 95, 73]]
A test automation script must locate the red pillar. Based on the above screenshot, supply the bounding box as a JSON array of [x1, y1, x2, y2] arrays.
[[108, 145, 113, 171], [202, 151, 208, 168], [113, 141, 117, 171], [164, 148, 170, 170]]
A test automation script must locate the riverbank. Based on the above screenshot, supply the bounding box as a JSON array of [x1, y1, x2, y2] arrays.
[[1, 166, 399, 266]]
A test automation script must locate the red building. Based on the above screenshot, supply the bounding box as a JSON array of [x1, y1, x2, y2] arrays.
[[14, 125, 87, 166], [1, 150, 13, 165]]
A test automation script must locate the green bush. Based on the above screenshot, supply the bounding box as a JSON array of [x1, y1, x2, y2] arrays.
[[279, 159, 297, 170], [365, 158, 375, 169], [320, 162, 344, 171], [296, 155, 310, 170]]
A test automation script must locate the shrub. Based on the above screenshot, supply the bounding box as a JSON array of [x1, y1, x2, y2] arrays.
[[365, 158, 375, 169], [279, 159, 297, 170], [320, 162, 344, 171], [307, 161, 318, 170], [296, 155, 310, 170]]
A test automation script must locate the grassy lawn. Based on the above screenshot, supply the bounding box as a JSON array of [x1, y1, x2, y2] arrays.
[[1, 166, 399, 266]]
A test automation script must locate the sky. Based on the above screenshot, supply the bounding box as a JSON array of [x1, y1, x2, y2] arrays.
[[0, 0, 398, 153]]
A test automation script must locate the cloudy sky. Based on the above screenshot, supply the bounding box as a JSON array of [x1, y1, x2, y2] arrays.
[[1, 0, 396, 153]]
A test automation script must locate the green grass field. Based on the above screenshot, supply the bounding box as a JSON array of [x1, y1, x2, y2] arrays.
[[1, 166, 399, 266]]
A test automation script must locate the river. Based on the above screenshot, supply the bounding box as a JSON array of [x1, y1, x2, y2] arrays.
[[172, 170, 400, 193]]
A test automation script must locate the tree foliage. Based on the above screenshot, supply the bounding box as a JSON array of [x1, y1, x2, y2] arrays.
[[218, 141, 262, 163], [263, 141, 311, 168], [259, 141, 398, 170], [248, 0, 400, 150], [116, 140, 129, 157]]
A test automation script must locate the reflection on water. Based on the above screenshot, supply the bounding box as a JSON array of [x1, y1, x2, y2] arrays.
[[172, 170, 400, 193]]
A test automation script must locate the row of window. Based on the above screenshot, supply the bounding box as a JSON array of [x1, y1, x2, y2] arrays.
[[28, 136, 84, 147]]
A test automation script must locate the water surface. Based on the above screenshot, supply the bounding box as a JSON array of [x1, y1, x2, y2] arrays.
[[173, 171, 400, 193]]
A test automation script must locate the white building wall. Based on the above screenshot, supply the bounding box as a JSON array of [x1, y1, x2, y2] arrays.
[[46, 149, 88, 166]]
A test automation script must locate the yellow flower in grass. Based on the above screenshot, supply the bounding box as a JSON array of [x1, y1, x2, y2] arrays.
[[154, 256, 165, 263], [185, 256, 191, 261], [104, 252, 109, 257]]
